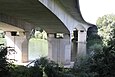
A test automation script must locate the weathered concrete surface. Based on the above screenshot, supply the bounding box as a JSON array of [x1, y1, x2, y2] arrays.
[[0, 0, 91, 33], [48, 33, 71, 64], [39, 0, 90, 32], [0, 0, 92, 64], [0, 0, 69, 33], [5, 31, 26, 63]]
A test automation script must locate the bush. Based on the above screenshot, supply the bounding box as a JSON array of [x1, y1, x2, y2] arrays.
[[89, 45, 115, 77], [34, 57, 76, 77], [34, 57, 60, 77], [10, 65, 43, 77], [0, 47, 10, 77], [10, 65, 30, 77], [87, 30, 103, 54], [73, 43, 115, 77], [0, 47, 43, 77], [73, 55, 93, 77], [29, 66, 43, 77], [10, 57, 75, 77]]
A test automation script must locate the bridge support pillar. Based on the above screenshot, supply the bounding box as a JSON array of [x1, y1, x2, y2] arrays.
[[48, 33, 71, 64], [22, 38, 29, 63], [5, 31, 30, 63], [5, 31, 26, 63], [77, 30, 87, 57], [22, 31, 31, 63]]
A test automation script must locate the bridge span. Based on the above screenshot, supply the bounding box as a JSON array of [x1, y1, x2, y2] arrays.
[[0, 0, 93, 64]]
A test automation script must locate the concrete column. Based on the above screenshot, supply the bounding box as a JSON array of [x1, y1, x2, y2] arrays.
[[71, 30, 78, 61], [47, 33, 71, 64], [22, 31, 30, 62], [71, 40, 77, 61], [5, 31, 25, 63], [77, 30, 87, 57]]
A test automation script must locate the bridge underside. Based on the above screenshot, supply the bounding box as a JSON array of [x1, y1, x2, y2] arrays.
[[0, 0, 70, 33], [0, 0, 91, 64]]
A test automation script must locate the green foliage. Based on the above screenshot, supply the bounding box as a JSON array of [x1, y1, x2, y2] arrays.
[[73, 14, 115, 77], [10, 65, 30, 77], [89, 44, 115, 77], [78, 14, 115, 77], [0, 47, 37, 77], [30, 28, 47, 39], [0, 47, 10, 77], [96, 14, 115, 45], [87, 26, 103, 54], [34, 57, 75, 77], [0, 31, 5, 38], [8, 57, 75, 77], [73, 43, 115, 77], [89, 43, 103, 53], [73, 56, 94, 77], [34, 57, 61, 77], [10, 65, 43, 77], [34, 57, 49, 67], [29, 66, 43, 77]]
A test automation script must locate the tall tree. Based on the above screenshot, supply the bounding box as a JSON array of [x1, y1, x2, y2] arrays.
[[96, 14, 115, 46]]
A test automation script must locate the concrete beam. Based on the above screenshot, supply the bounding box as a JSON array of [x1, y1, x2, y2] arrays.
[[0, 14, 35, 32], [39, 0, 85, 31]]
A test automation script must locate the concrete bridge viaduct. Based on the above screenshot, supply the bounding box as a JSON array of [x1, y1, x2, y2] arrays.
[[0, 0, 92, 64]]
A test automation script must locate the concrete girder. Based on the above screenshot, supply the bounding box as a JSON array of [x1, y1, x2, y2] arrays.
[[0, 0, 69, 34], [59, 0, 91, 30], [0, 22, 24, 32], [0, 14, 34, 32], [39, 0, 91, 32]]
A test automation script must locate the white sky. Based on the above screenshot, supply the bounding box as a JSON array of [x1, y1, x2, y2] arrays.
[[79, 0, 115, 24]]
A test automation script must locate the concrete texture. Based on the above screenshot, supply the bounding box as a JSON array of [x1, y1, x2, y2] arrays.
[[0, 0, 92, 64], [0, 0, 69, 33]]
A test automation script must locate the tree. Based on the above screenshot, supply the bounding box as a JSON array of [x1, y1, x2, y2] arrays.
[[73, 14, 115, 77], [96, 14, 115, 46], [87, 25, 103, 54]]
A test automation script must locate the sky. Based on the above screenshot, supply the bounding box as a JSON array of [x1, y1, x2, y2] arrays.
[[79, 0, 115, 24]]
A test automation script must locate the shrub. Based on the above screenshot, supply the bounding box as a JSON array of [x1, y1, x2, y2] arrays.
[[34, 57, 59, 77], [87, 32, 103, 54], [0, 47, 10, 77], [10, 65, 30, 77], [73, 55, 93, 77], [10, 64, 43, 77], [34, 57, 76, 77], [29, 66, 43, 77], [73, 43, 115, 77], [89, 45, 115, 77]]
